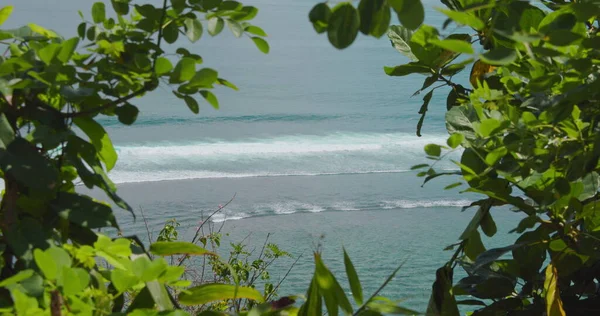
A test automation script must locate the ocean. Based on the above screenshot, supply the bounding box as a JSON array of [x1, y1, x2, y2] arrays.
[[8, 0, 523, 311]]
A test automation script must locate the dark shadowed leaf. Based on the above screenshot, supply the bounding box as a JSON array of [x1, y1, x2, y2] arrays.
[[53, 193, 118, 228], [309, 3, 331, 34], [183, 96, 199, 114], [395, 0, 424, 30], [0, 138, 58, 192], [480, 48, 517, 65], [115, 103, 139, 125], [327, 3, 360, 49], [358, 0, 391, 38]]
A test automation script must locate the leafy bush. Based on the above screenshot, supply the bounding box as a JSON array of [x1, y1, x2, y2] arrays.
[[307, 0, 600, 314]]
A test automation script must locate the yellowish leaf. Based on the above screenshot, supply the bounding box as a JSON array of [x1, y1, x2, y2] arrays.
[[544, 263, 566, 316], [469, 60, 497, 88]]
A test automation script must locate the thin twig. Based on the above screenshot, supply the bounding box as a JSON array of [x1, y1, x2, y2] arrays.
[[139, 206, 153, 244], [248, 233, 271, 285], [266, 251, 303, 301], [354, 257, 410, 316]]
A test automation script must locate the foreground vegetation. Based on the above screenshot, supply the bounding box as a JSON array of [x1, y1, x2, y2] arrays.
[[1, 0, 600, 315]]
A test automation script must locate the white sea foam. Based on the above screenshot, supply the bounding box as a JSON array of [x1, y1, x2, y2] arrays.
[[109, 169, 414, 184], [380, 199, 472, 209], [206, 199, 472, 223], [110, 132, 458, 183], [115, 132, 448, 160]]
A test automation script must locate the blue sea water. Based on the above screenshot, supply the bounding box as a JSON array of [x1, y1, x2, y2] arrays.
[[7, 0, 524, 311]]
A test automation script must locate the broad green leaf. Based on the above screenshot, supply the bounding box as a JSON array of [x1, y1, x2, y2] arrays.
[[447, 133, 464, 149], [472, 244, 524, 271], [57, 37, 80, 63], [444, 182, 462, 190], [0, 6, 13, 26], [47, 247, 72, 271], [92, 2, 106, 24], [0, 270, 34, 287], [384, 63, 431, 76], [184, 18, 203, 43], [478, 118, 502, 137], [226, 20, 243, 38], [464, 230, 485, 261], [245, 25, 267, 37], [327, 3, 360, 49], [424, 144, 441, 157], [53, 192, 118, 228], [546, 30, 581, 46], [480, 47, 517, 66], [480, 212, 497, 237], [170, 57, 196, 83], [217, 78, 238, 91], [111, 0, 130, 15], [299, 277, 322, 316], [544, 263, 566, 316], [309, 3, 331, 34], [33, 249, 58, 280], [155, 57, 173, 75], [146, 280, 175, 310], [37, 43, 61, 65], [178, 284, 264, 305], [74, 117, 118, 171], [163, 21, 179, 44], [200, 90, 219, 109], [150, 241, 213, 256], [430, 39, 474, 54], [388, 25, 416, 60], [190, 68, 218, 87], [28, 23, 59, 37], [343, 248, 363, 305], [314, 253, 353, 315], [459, 206, 486, 240], [438, 9, 485, 30], [115, 103, 139, 125], [251, 37, 269, 54], [358, 0, 391, 38], [60, 267, 90, 296], [183, 96, 200, 114], [234, 6, 259, 21], [395, 0, 424, 30], [485, 147, 507, 165], [0, 138, 59, 192], [580, 172, 599, 200], [171, 0, 186, 13], [208, 17, 224, 36], [426, 265, 459, 316]]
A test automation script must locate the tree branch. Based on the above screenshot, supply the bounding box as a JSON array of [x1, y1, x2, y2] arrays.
[[61, 87, 148, 118]]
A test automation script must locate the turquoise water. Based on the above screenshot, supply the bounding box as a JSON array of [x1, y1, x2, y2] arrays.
[[8, 0, 523, 311]]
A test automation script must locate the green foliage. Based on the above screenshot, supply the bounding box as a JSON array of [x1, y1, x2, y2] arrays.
[[373, 0, 600, 314]]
